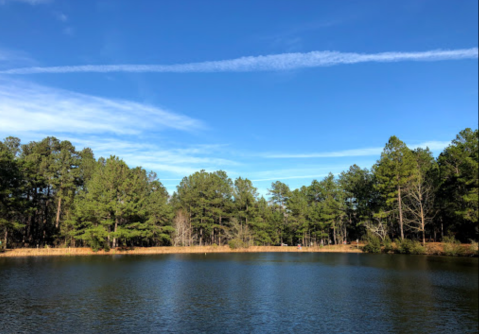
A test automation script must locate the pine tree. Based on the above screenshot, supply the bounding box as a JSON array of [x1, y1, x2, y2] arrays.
[[437, 128, 478, 239], [375, 136, 416, 240], [268, 181, 290, 244]]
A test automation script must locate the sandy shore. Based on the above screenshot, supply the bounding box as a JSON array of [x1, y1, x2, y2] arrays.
[[0, 245, 364, 257]]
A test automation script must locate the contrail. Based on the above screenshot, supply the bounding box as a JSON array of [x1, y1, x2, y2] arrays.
[[1, 48, 477, 74]]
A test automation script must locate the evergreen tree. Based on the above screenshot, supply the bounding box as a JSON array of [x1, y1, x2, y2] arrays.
[[437, 128, 478, 239], [268, 181, 290, 244], [375, 136, 416, 240], [0, 141, 24, 249]]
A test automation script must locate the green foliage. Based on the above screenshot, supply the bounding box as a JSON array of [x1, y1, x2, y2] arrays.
[[362, 233, 382, 253], [437, 129, 478, 240], [383, 236, 394, 253], [0, 129, 477, 252], [442, 236, 465, 257], [375, 136, 417, 240], [228, 238, 247, 249], [395, 238, 426, 255]]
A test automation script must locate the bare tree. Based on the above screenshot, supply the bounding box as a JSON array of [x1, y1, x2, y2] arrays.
[[403, 148, 437, 245], [403, 175, 436, 245], [226, 218, 254, 246], [173, 210, 193, 246], [364, 213, 390, 241]]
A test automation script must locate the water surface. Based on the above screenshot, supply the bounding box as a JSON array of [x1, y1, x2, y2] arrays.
[[1, 253, 477, 333]]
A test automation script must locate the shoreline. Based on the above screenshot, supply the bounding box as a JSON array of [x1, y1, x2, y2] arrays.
[[1, 243, 476, 258], [0, 245, 364, 257]]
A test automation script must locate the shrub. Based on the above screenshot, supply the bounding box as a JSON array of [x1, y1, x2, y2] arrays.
[[228, 238, 246, 249], [89, 238, 104, 252], [362, 234, 382, 253], [211, 243, 218, 248], [425, 243, 441, 255], [469, 241, 478, 257], [383, 236, 394, 253], [442, 236, 465, 257], [395, 238, 425, 255]]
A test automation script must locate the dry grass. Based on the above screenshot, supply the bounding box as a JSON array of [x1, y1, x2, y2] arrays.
[[0, 244, 363, 257]]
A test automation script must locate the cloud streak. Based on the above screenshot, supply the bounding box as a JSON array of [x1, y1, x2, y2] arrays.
[[0, 78, 238, 192], [0, 79, 203, 135], [0, 0, 51, 5], [251, 174, 329, 182], [1, 48, 477, 75], [265, 141, 451, 158]]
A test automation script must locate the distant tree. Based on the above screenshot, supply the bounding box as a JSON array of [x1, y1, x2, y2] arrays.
[[287, 187, 310, 245], [338, 165, 376, 239], [268, 181, 290, 244], [403, 148, 438, 244], [233, 177, 258, 229], [375, 136, 416, 240], [0, 141, 24, 249], [437, 128, 478, 240]]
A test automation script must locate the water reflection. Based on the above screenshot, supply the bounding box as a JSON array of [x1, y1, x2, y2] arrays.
[[0, 253, 477, 333]]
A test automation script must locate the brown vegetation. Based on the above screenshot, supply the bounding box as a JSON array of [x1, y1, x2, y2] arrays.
[[0, 244, 364, 257]]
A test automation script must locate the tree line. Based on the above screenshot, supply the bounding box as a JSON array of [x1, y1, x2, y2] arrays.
[[0, 128, 477, 250]]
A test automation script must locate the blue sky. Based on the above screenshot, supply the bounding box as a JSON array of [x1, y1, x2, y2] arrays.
[[0, 0, 477, 196]]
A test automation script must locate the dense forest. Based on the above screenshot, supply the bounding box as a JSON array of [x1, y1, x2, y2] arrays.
[[0, 128, 477, 250]]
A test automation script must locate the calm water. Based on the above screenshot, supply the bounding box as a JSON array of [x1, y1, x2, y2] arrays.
[[0, 253, 477, 333]]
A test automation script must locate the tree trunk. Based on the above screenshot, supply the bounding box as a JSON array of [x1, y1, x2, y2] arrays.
[[3, 229, 7, 250], [112, 217, 118, 248], [420, 205, 426, 245], [333, 224, 337, 245], [219, 215, 222, 246], [55, 196, 62, 229], [398, 186, 404, 240], [189, 205, 192, 247]]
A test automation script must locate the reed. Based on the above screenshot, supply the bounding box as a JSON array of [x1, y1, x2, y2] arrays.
[[0, 244, 364, 257]]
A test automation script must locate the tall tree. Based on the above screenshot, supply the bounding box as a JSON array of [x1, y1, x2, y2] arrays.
[[0, 141, 24, 249], [338, 165, 376, 240], [268, 181, 290, 243], [375, 136, 416, 240], [52, 140, 80, 229], [233, 177, 258, 228], [403, 148, 438, 244], [437, 128, 478, 239]]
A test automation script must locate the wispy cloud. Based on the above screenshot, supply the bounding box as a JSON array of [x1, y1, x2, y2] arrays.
[[0, 79, 203, 135], [0, 0, 51, 5], [0, 48, 36, 69], [60, 138, 238, 177], [251, 174, 329, 182], [266, 148, 383, 158], [54, 12, 67, 22], [62, 27, 74, 36], [0, 78, 239, 189], [1, 48, 477, 75], [264, 141, 451, 158]]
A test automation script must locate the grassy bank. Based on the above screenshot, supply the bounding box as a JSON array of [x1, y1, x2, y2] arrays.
[[362, 240, 478, 257], [2, 242, 476, 258], [0, 245, 363, 257]]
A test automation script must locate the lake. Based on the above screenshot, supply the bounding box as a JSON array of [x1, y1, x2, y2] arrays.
[[0, 253, 477, 333]]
